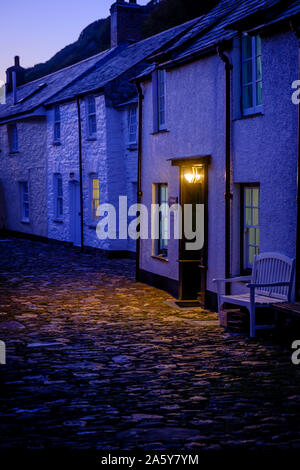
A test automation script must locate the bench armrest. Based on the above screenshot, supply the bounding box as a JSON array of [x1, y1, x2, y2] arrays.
[[247, 282, 291, 288], [213, 276, 251, 284]]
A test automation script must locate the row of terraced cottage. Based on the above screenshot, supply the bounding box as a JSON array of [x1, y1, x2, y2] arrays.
[[0, 0, 300, 309]]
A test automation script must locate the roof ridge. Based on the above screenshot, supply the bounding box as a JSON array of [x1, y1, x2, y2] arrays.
[[17, 47, 114, 89]]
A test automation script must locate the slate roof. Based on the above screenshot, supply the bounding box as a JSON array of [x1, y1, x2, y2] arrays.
[[150, 0, 300, 67], [44, 19, 199, 106], [0, 17, 198, 121], [0, 48, 113, 121]]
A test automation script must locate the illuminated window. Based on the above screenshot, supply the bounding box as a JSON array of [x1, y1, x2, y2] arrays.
[[90, 176, 100, 221], [243, 186, 260, 269], [242, 35, 262, 115], [87, 96, 97, 138], [54, 105, 61, 142]]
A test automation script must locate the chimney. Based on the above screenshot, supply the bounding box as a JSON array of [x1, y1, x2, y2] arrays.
[[6, 56, 25, 96], [110, 0, 150, 48]]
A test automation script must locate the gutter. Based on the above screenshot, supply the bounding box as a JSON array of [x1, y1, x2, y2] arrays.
[[76, 96, 85, 253], [217, 46, 233, 295], [135, 80, 144, 282]]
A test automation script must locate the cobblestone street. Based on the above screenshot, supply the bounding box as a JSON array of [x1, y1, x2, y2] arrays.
[[0, 237, 300, 451]]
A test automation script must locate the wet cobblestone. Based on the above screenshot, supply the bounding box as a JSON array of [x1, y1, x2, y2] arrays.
[[0, 237, 300, 450]]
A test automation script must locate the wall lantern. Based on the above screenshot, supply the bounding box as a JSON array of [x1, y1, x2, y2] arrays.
[[183, 166, 204, 184]]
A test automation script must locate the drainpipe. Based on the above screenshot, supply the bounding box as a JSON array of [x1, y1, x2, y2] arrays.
[[217, 46, 233, 295], [76, 96, 84, 253], [135, 81, 144, 282]]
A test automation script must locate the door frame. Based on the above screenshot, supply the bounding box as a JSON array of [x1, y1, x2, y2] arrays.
[[69, 180, 82, 247], [171, 155, 210, 301]]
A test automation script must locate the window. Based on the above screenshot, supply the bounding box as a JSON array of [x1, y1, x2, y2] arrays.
[[157, 69, 166, 129], [128, 106, 137, 144], [53, 105, 61, 142], [90, 176, 100, 221], [242, 35, 262, 115], [243, 186, 260, 269], [87, 96, 97, 138], [155, 183, 169, 258], [20, 182, 29, 222], [153, 69, 167, 132], [8, 124, 18, 153], [54, 173, 63, 219]]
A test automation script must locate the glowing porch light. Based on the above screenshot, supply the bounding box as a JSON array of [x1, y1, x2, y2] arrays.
[[184, 166, 203, 184]]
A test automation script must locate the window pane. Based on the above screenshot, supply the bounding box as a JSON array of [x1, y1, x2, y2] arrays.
[[243, 36, 253, 59], [249, 246, 256, 265], [256, 35, 262, 56], [54, 105, 60, 121], [245, 188, 251, 207], [245, 208, 252, 226], [243, 60, 253, 85], [256, 81, 263, 106], [243, 85, 253, 109], [249, 228, 256, 245], [88, 96, 96, 114], [57, 176, 63, 197], [93, 179, 99, 199], [252, 188, 259, 207], [57, 198, 63, 217], [89, 115, 97, 135], [253, 208, 259, 226], [54, 122, 60, 141], [256, 56, 262, 81]]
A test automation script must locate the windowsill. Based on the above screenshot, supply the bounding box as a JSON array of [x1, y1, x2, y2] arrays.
[[52, 141, 61, 146], [151, 129, 170, 135], [234, 112, 264, 121], [53, 219, 63, 224], [21, 219, 30, 224], [127, 143, 138, 151], [152, 255, 168, 263], [9, 151, 19, 155], [86, 137, 97, 142]]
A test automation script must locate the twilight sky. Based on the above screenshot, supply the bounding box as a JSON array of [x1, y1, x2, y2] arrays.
[[0, 0, 149, 84]]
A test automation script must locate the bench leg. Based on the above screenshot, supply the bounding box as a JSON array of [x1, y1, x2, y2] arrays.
[[249, 305, 256, 338]]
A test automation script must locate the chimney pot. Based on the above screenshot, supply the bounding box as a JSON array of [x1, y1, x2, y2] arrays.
[[14, 56, 20, 67]]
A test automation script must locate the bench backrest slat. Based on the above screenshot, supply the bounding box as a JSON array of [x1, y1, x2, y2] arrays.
[[252, 253, 295, 300]]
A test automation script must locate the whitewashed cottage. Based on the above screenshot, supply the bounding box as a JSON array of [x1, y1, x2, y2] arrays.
[[136, 0, 300, 308], [0, 0, 198, 256]]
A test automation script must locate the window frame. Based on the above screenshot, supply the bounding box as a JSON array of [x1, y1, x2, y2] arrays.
[[157, 69, 167, 130], [154, 183, 169, 259], [20, 181, 29, 222], [86, 95, 97, 139], [54, 173, 63, 220], [128, 106, 138, 145], [242, 34, 263, 116], [53, 105, 61, 143], [90, 175, 100, 223], [8, 124, 18, 153], [240, 184, 260, 271]]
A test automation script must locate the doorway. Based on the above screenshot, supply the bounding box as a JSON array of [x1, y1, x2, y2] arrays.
[[70, 181, 81, 247]]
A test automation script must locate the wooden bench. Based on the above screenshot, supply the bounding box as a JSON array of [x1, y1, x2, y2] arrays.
[[213, 253, 295, 338]]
